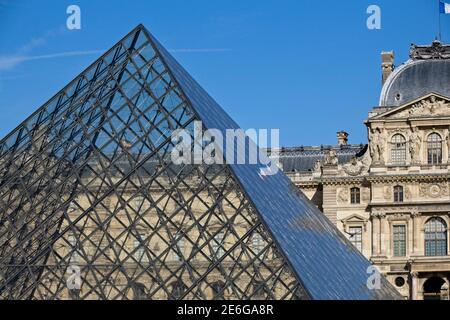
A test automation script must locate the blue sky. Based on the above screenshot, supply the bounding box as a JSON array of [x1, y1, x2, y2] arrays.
[[0, 0, 447, 146]]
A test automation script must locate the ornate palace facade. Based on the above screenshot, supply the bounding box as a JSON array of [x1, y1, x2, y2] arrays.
[[278, 41, 450, 300]]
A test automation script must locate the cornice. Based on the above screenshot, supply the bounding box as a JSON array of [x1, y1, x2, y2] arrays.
[[295, 173, 449, 187], [367, 173, 450, 183]]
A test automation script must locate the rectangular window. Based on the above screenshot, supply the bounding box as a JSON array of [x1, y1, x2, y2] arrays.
[[350, 188, 361, 204], [172, 237, 185, 262], [392, 225, 406, 257], [68, 235, 80, 263], [394, 186, 404, 203], [252, 233, 265, 255], [133, 234, 148, 263], [212, 231, 225, 259], [349, 226, 363, 252]]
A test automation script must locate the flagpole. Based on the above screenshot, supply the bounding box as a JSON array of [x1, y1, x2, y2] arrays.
[[439, 1, 442, 41]]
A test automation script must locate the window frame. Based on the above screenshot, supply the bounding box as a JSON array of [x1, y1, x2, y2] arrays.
[[350, 187, 361, 204], [390, 134, 407, 165], [427, 133, 443, 165], [172, 233, 186, 262], [348, 226, 363, 252], [424, 217, 448, 257], [393, 185, 404, 203], [212, 230, 225, 259], [392, 224, 407, 257]]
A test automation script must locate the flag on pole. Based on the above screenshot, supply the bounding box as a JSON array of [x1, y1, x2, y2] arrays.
[[440, 1, 450, 14]]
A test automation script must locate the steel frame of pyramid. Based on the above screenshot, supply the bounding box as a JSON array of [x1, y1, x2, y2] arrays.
[[0, 25, 401, 300]]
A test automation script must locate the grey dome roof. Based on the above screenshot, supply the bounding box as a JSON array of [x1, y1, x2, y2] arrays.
[[380, 41, 450, 107]]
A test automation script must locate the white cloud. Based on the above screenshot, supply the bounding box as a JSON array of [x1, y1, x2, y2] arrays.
[[168, 48, 231, 53], [0, 50, 105, 71], [0, 47, 231, 71]]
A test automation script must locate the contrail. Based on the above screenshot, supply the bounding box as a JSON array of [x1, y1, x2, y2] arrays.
[[0, 50, 105, 71], [0, 47, 231, 71]]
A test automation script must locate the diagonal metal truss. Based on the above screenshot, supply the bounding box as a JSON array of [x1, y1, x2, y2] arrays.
[[0, 25, 401, 300]]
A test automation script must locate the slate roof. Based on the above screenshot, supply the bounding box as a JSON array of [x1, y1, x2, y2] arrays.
[[275, 144, 367, 173], [380, 59, 450, 107], [380, 41, 450, 107]]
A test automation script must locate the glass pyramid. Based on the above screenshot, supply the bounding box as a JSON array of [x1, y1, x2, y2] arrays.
[[0, 25, 400, 300]]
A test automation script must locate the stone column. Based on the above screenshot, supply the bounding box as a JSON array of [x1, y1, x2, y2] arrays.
[[411, 272, 419, 300], [408, 216, 414, 255], [411, 210, 421, 255], [371, 213, 380, 256], [441, 278, 449, 300], [379, 213, 387, 257]]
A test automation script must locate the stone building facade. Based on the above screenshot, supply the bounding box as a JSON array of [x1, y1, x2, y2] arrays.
[[277, 41, 450, 300]]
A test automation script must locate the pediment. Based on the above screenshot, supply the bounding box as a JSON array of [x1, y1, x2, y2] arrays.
[[341, 214, 367, 224], [373, 93, 450, 120]]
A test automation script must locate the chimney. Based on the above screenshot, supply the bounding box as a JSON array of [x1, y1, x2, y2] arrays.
[[337, 131, 349, 146], [381, 51, 394, 85]]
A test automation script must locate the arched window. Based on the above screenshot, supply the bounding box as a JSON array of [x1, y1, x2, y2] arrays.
[[427, 133, 442, 165], [425, 217, 447, 256], [391, 134, 406, 165], [131, 282, 147, 300], [212, 230, 225, 259], [423, 277, 446, 300], [350, 187, 361, 204], [393, 186, 403, 203], [211, 281, 226, 300], [251, 280, 270, 299], [172, 233, 185, 262], [170, 281, 187, 300]]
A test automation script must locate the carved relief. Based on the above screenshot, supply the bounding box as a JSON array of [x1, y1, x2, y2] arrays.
[[391, 95, 450, 119], [339, 149, 371, 177], [410, 40, 450, 60], [361, 188, 370, 202], [384, 186, 392, 201], [404, 186, 412, 200], [372, 207, 419, 215], [337, 188, 349, 203], [388, 213, 408, 220], [419, 182, 449, 198], [371, 211, 387, 218], [342, 157, 364, 176]]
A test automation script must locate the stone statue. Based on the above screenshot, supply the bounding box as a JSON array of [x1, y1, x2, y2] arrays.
[[409, 127, 422, 164], [446, 129, 450, 162], [378, 129, 387, 164], [324, 149, 338, 165], [313, 160, 322, 172], [369, 128, 386, 164], [428, 95, 439, 114], [369, 128, 379, 163]]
